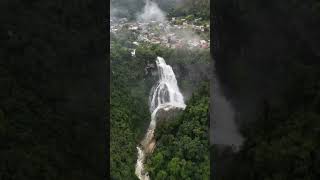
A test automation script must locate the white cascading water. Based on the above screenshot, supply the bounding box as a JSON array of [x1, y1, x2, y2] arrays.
[[135, 57, 186, 180]]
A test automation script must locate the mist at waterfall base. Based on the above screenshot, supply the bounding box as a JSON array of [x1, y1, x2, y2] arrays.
[[135, 57, 186, 180]]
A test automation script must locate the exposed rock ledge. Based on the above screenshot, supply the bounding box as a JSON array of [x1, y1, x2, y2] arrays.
[[154, 105, 184, 123]]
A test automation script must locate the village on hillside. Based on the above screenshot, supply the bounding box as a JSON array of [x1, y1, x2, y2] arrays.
[[110, 16, 210, 51]]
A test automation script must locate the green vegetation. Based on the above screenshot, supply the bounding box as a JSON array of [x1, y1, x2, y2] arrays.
[[146, 82, 210, 180], [111, 28, 210, 178], [213, 0, 320, 179], [1, 1, 107, 179], [110, 38, 151, 179], [110, 0, 145, 20], [167, 0, 210, 20], [225, 63, 320, 179], [2, 0, 211, 179], [111, 0, 211, 176]]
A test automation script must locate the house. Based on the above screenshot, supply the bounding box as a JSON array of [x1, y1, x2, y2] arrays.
[[133, 42, 139, 46], [129, 26, 138, 30], [131, 49, 136, 57]]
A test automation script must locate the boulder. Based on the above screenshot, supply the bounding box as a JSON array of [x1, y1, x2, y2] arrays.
[[154, 106, 184, 123]]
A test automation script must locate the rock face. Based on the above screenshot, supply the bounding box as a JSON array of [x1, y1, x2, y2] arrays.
[[146, 139, 156, 154], [144, 62, 156, 76], [141, 107, 182, 155], [140, 129, 156, 154], [154, 106, 183, 123]]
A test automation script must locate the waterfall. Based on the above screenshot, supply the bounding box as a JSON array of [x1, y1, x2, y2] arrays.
[[135, 57, 186, 180]]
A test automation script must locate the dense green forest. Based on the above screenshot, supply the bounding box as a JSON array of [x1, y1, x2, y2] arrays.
[[110, 37, 151, 180], [213, 0, 320, 179], [110, 31, 210, 178], [146, 82, 210, 179], [110, 13, 210, 177], [1, 0, 107, 179], [165, 0, 210, 20]]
